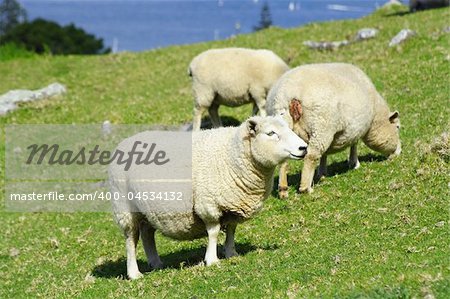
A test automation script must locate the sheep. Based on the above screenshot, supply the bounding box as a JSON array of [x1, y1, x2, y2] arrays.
[[266, 63, 401, 198], [109, 116, 308, 279], [188, 48, 290, 131]]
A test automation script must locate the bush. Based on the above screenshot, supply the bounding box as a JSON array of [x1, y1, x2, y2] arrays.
[[0, 18, 110, 55]]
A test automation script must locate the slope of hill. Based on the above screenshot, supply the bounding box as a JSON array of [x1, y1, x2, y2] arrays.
[[0, 5, 448, 298]]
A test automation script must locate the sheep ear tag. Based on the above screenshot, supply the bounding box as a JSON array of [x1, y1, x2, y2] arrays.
[[389, 111, 399, 123], [247, 119, 258, 137], [289, 99, 302, 122]]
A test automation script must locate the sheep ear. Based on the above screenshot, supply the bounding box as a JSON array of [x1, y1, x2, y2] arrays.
[[289, 99, 302, 122], [247, 118, 258, 137], [389, 111, 399, 123]]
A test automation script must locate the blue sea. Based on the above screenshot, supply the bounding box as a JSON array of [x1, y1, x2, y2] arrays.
[[19, 0, 395, 52]]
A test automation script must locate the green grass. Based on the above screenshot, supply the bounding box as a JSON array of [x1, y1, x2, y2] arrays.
[[0, 43, 36, 62], [1, 6, 449, 298]]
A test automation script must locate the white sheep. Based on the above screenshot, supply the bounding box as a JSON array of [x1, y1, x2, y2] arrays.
[[266, 63, 401, 198], [109, 116, 307, 279], [188, 48, 290, 131]]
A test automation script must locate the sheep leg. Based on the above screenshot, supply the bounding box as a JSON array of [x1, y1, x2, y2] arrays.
[[192, 82, 215, 131], [299, 137, 329, 193], [256, 103, 267, 116], [208, 103, 222, 128], [278, 161, 289, 199], [348, 144, 360, 169], [204, 222, 220, 265], [250, 87, 267, 116], [252, 103, 259, 116], [315, 155, 328, 180], [224, 223, 238, 258], [193, 105, 206, 131], [140, 221, 163, 270], [125, 226, 142, 280], [299, 153, 320, 193], [300, 133, 334, 193]]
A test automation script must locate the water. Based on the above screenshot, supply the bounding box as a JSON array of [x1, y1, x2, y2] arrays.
[[19, 0, 392, 52]]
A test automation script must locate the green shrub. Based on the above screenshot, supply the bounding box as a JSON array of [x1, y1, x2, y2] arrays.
[[0, 18, 110, 55]]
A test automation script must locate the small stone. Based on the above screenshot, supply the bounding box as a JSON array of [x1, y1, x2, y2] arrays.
[[406, 246, 419, 253], [389, 29, 416, 47], [9, 247, 20, 258], [333, 255, 341, 264], [49, 237, 59, 249], [102, 120, 112, 135], [435, 221, 445, 227], [354, 28, 379, 41], [303, 40, 349, 51]]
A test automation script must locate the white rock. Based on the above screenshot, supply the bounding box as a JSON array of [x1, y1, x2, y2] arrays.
[[389, 29, 416, 47], [0, 82, 66, 116], [303, 40, 349, 51], [355, 28, 379, 41]]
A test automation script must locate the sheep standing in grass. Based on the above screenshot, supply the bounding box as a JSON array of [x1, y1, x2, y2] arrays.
[[266, 63, 401, 198], [110, 116, 307, 279], [188, 48, 290, 131]]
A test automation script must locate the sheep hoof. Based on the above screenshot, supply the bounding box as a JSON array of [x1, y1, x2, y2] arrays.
[[299, 187, 313, 194], [128, 271, 144, 280], [150, 260, 164, 270], [205, 258, 220, 266], [279, 189, 289, 199], [314, 173, 326, 181], [224, 249, 238, 259], [349, 160, 360, 169]]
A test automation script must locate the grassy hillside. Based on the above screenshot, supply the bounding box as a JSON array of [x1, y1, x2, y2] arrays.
[[1, 5, 449, 298]]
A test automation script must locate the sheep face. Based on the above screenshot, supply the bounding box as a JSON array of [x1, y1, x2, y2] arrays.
[[246, 116, 308, 168], [365, 111, 401, 158]]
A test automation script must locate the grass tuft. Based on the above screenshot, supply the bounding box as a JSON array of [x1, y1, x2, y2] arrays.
[[429, 131, 450, 163]]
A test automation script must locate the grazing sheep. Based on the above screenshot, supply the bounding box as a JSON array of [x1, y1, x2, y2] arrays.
[[266, 63, 401, 198], [110, 116, 307, 279], [188, 48, 290, 131]]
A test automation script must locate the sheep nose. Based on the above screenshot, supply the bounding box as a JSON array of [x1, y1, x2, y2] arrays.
[[299, 146, 307, 153]]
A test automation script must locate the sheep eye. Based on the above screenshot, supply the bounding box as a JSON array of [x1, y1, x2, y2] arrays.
[[267, 131, 276, 136]]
